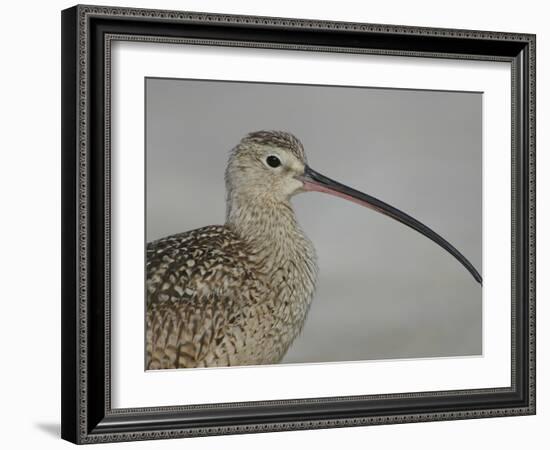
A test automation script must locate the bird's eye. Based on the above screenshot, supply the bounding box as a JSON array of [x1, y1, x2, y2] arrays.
[[266, 155, 281, 168]]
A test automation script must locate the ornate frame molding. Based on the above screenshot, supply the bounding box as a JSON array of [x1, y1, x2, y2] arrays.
[[61, 4, 536, 444]]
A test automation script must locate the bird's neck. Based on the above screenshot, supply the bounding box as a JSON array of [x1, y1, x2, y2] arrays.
[[227, 193, 318, 358], [226, 193, 316, 268]]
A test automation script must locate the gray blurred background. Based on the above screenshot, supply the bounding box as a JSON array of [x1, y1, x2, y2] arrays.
[[145, 77, 482, 363]]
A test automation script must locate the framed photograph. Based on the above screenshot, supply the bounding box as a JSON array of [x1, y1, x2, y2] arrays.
[[61, 4, 536, 444]]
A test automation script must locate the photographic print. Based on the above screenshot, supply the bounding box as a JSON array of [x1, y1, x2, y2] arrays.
[[62, 6, 535, 443], [145, 78, 482, 370]]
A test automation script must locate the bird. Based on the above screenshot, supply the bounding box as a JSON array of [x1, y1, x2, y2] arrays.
[[146, 130, 482, 370]]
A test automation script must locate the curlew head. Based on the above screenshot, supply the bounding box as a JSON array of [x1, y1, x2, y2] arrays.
[[225, 130, 308, 204], [226, 130, 481, 284]]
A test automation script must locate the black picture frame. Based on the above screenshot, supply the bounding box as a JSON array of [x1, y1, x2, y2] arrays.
[[61, 4, 536, 444]]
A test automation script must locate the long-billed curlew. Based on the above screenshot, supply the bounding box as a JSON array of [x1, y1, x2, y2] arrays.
[[146, 130, 482, 369]]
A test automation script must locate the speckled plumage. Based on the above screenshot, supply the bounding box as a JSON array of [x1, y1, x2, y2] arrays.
[[146, 131, 318, 369]]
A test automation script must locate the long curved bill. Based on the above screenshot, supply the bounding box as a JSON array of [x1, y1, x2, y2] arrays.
[[298, 165, 482, 285]]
